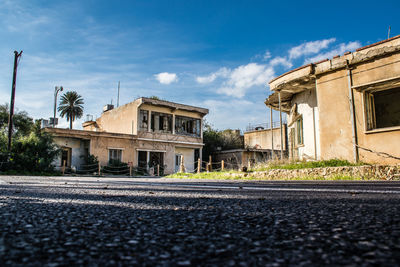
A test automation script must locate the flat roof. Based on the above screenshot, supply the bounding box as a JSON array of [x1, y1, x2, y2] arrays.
[[269, 34, 400, 89], [140, 97, 209, 115]]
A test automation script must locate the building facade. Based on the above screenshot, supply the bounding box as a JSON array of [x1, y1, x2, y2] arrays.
[[46, 97, 208, 174], [265, 35, 400, 164]]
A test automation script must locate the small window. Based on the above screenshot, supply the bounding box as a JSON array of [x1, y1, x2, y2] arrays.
[[139, 110, 149, 131], [109, 149, 122, 163], [365, 87, 400, 130], [296, 117, 304, 145]]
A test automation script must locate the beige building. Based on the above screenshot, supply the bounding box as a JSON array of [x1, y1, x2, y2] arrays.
[[214, 124, 288, 169], [265, 35, 400, 164], [46, 97, 208, 174]]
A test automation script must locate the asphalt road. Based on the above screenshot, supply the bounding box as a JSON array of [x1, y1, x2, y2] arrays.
[[1, 176, 400, 266]]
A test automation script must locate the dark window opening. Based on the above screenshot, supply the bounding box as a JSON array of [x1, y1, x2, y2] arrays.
[[296, 117, 304, 145], [175, 116, 201, 137], [139, 110, 149, 131], [151, 112, 172, 133], [109, 149, 122, 163], [365, 87, 400, 130], [138, 151, 147, 170]]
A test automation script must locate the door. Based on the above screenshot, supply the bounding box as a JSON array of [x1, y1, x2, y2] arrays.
[[61, 147, 71, 167], [138, 151, 147, 171], [175, 154, 182, 172]]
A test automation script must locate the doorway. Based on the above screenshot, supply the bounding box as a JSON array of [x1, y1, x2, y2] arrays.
[[61, 147, 71, 167], [175, 154, 182, 173]]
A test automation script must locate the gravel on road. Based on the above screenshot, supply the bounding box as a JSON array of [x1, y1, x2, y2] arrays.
[[0, 176, 400, 266]]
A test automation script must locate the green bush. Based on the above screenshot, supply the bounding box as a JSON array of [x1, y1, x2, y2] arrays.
[[0, 121, 59, 173]]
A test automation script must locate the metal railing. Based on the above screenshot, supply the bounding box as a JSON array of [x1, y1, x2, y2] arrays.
[[245, 120, 287, 132]]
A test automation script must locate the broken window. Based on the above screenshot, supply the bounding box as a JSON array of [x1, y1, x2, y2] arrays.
[[151, 112, 172, 133], [139, 110, 149, 131], [175, 116, 201, 137], [109, 149, 122, 163], [365, 87, 400, 130], [296, 117, 304, 146]]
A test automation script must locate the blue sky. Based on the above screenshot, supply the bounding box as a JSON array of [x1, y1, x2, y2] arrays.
[[1, 0, 399, 130]]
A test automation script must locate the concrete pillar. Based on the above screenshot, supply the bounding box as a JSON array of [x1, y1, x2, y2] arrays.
[[172, 114, 176, 134], [148, 111, 152, 132]]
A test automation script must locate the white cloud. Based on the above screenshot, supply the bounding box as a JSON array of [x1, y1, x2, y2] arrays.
[[289, 38, 336, 59], [263, 50, 271, 60], [269, 56, 293, 69], [202, 99, 260, 129], [196, 67, 230, 84], [217, 63, 275, 98], [303, 41, 361, 64], [154, 72, 178, 84]]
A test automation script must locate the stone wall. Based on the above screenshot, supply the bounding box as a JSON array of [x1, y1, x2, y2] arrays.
[[226, 165, 400, 180]]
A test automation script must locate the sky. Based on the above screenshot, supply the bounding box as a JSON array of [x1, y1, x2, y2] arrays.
[[0, 0, 399, 131]]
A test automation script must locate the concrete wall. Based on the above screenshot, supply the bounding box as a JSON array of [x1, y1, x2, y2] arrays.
[[53, 137, 89, 169], [288, 89, 320, 160], [352, 53, 400, 164], [89, 101, 140, 135], [316, 53, 400, 164], [90, 136, 137, 166], [175, 147, 195, 173], [244, 127, 286, 150]]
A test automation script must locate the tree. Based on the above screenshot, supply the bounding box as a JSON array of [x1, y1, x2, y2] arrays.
[[0, 103, 34, 136], [0, 119, 60, 173], [58, 91, 84, 129], [202, 121, 244, 161]]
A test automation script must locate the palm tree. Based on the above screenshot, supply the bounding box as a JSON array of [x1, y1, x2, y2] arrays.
[[58, 91, 84, 129]]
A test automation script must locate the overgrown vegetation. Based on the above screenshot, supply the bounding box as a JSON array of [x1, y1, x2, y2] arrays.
[[0, 106, 59, 175], [251, 159, 365, 171], [166, 172, 371, 181], [167, 159, 371, 181], [202, 122, 243, 161]]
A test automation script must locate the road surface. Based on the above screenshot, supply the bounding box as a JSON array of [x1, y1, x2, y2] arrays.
[[1, 176, 399, 266]]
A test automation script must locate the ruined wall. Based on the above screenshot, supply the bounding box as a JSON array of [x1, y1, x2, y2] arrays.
[[289, 89, 320, 160], [316, 53, 400, 164], [351, 53, 400, 164], [93, 101, 140, 135], [90, 136, 137, 166], [136, 140, 175, 174], [175, 147, 196, 173], [316, 69, 355, 161], [244, 127, 286, 150], [53, 137, 89, 168]]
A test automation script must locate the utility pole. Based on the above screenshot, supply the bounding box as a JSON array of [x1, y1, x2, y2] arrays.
[[53, 86, 63, 127], [117, 81, 120, 107], [7, 50, 23, 152]]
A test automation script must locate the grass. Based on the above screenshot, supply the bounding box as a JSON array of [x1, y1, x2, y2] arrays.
[[166, 159, 373, 181], [166, 172, 376, 181], [251, 159, 365, 171]]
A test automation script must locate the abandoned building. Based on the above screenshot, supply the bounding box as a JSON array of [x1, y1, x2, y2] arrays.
[[214, 122, 288, 169], [46, 97, 208, 174], [265, 35, 400, 164]]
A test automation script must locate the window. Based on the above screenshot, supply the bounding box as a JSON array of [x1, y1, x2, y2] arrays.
[[175, 116, 201, 137], [151, 112, 172, 133], [109, 149, 122, 163], [296, 117, 304, 145], [139, 110, 149, 131], [365, 87, 400, 130]]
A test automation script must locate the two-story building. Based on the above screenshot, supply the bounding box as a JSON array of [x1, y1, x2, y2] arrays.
[[46, 97, 208, 174]]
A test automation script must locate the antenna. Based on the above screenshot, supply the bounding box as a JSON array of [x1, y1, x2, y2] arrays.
[[117, 81, 120, 107], [388, 26, 391, 39]]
